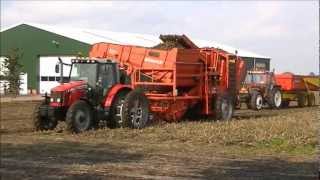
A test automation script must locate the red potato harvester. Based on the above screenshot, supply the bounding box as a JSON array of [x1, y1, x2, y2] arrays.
[[33, 35, 246, 133]]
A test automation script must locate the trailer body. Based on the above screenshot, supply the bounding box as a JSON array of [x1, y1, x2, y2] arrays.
[[275, 73, 319, 107]]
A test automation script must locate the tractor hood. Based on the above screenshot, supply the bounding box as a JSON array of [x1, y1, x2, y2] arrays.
[[51, 81, 86, 93]]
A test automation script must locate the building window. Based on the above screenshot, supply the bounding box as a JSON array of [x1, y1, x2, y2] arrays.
[[63, 77, 70, 82], [41, 76, 48, 81], [49, 76, 55, 81]]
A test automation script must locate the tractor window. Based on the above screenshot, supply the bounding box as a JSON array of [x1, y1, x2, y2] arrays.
[[246, 74, 267, 84], [245, 74, 252, 83], [98, 64, 116, 89], [70, 63, 98, 87], [253, 74, 267, 83], [245, 73, 268, 84]]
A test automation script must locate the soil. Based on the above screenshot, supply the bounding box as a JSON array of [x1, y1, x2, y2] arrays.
[[1, 101, 319, 179]]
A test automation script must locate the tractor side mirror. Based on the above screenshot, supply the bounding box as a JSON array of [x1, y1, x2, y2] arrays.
[[55, 63, 60, 73]]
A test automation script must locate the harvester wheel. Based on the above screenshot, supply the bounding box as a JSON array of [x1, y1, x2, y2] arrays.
[[268, 88, 282, 109], [213, 95, 234, 121], [121, 89, 149, 129], [307, 93, 315, 106], [33, 101, 58, 131], [66, 100, 94, 133], [249, 91, 263, 110], [108, 90, 129, 128], [297, 93, 308, 107]]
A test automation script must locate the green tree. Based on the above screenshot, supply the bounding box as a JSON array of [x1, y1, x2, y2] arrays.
[[3, 48, 23, 96]]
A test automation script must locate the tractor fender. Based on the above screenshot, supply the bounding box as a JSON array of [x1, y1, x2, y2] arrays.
[[103, 84, 132, 108]]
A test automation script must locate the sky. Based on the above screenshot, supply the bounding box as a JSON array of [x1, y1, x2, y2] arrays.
[[1, 1, 319, 74]]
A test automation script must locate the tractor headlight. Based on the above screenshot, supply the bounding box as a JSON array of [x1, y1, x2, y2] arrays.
[[50, 92, 63, 103]]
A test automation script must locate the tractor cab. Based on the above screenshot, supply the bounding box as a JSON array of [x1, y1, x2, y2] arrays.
[[68, 59, 120, 105], [244, 70, 274, 86], [48, 59, 121, 107]]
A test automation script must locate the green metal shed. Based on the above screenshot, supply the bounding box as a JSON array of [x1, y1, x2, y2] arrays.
[[0, 24, 90, 91]]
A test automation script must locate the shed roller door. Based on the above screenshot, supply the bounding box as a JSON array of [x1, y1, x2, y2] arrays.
[[39, 56, 74, 94]]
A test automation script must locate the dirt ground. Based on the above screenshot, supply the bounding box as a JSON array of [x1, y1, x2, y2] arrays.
[[0, 101, 319, 180]]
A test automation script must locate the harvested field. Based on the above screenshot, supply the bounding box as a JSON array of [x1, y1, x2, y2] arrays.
[[1, 101, 319, 179]]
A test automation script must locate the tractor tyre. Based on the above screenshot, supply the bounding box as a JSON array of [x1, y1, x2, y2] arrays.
[[66, 100, 95, 133], [268, 88, 282, 109], [121, 89, 149, 129], [249, 91, 263, 110], [33, 101, 58, 131], [108, 90, 129, 128], [213, 94, 234, 121], [307, 93, 315, 106], [297, 93, 308, 107], [281, 100, 290, 108]]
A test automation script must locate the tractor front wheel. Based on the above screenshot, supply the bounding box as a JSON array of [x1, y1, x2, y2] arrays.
[[66, 100, 95, 133], [250, 91, 263, 110], [33, 101, 58, 131], [121, 89, 149, 129]]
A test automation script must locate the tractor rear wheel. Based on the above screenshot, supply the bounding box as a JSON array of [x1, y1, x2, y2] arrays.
[[268, 88, 282, 109], [108, 90, 129, 128], [121, 89, 149, 129], [307, 93, 315, 106], [249, 91, 263, 110], [33, 101, 58, 131], [213, 94, 234, 121], [66, 100, 95, 133]]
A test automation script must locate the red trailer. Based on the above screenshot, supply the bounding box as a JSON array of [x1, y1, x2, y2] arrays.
[[32, 36, 246, 133], [275, 72, 319, 107]]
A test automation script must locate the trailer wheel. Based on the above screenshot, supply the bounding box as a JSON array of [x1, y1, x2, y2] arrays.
[[108, 90, 129, 128], [66, 100, 94, 133], [213, 95, 234, 121], [33, 101, 58, 131], [307, 93, 315, 106], [121, 89, 149, 129], [268, 88, 282, 109], [249, 91, 263, 110], [297, 93, 308, 107]]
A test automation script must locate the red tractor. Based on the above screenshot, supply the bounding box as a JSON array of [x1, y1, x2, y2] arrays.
[[33, 59, 132, 132], [238, 70, 282, 110], [33, 35, 246, 133]]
